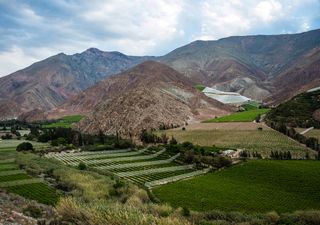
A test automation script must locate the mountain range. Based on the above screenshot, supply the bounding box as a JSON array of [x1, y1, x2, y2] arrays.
[[1, 29, 320, 135], [0, 48, 153, 118]]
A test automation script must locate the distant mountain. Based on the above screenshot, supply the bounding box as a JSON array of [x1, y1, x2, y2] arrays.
[[56, 61, 233, 136], [0, 48, 154, 119], [2, 29, 320, 120], [160, 29, 320, 102]]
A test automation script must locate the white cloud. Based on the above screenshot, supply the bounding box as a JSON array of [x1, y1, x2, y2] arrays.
[[0, 46, 38, 76], [254, 0, 283, 22], [0, 0, 319, 76], [79, 0, 183, 55]]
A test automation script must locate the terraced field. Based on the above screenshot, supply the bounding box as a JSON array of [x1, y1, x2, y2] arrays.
[[47, 148, 208, 187], [0, 140, 59, 205]]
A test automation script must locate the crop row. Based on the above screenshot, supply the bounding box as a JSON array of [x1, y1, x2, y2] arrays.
[[6, 182, 59, 205], [0, 158, 15, 164], [116, 164, 195, 177], [110, 162, 181, 173], [128, 169, 197, 185], [53, 149, 147, 162], [69, 149, 167, 166], [46, 148, 132, 159], [0, 170, 26, 176], [145, 168, 211, 188], [96, 153, 180, 170], [0, 178, 43, 188], [0, 163, 19, 171]]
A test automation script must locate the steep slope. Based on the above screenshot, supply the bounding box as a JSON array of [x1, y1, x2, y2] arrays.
[[266, 47, 320, 104], [160, 29, 320, 101], [68, 61, 233, 136], [0, 48, 153, 119], [265, 89, 320, 128]]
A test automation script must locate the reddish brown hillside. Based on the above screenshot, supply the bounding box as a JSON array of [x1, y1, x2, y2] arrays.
[[62, 61, 234, 136]]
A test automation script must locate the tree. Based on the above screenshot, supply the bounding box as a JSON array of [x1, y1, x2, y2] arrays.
[[169, 136, 178, 145], [16, 142, 34, 152], [98, 130, 105, 144], [1, 133, 12, 140], [255, 114, 261, 123]]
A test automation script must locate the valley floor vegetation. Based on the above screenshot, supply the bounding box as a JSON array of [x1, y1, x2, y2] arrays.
[[153, 160, 320, 213], [1, 119, 320, 224]]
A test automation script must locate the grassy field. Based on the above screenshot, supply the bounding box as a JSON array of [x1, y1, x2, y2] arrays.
[[153, 160, 320, 213], [204, 108, 270, 123], [43, 115, 85, 128], [159, 126, 312, 158], [0, 139, 48, 160]]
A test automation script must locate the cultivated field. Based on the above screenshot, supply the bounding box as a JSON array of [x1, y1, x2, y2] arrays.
[[0, 139, 48, 160], [204, 108, 270, 122], [0, 140, 59, 205], [43, 115, 85, 128], [153, 160, 320, 213], [296, 128, 320, 141], [159, 122, 313, 158], [47, 148, 207, 187]]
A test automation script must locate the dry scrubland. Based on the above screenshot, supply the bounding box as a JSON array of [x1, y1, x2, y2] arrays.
[[160, 122, 313, 158]]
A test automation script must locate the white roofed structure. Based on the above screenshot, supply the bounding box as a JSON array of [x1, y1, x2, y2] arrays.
[[202, 87, 251, 104]]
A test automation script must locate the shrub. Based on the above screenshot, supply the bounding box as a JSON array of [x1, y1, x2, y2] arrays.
[[23, 205, 42, 218], [182, 207, 190, 217], [16, 142, 34, 152], [78, 162, 87, 170], [213, 156, 232, 168], [1, 133, 12, 139]]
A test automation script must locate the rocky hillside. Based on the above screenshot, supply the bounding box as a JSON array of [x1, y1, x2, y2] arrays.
[[0, 48, 153, 119], [265, 88, 320, 128], [266, 47, 320, 104], [160, 29, 320, 101], [70, 61, 233, 136]]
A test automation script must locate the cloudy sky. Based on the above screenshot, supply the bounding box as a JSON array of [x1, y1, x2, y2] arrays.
[[0, 0, 319, 77]]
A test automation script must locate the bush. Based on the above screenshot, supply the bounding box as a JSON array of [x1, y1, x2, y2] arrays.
[[182, 207, 190, 217], [16, 142, 34, 152], [1, 133, 12, 139], [78, 162, 87, 170], [213, 156, 232, 168], [23, 205, 42, 218]]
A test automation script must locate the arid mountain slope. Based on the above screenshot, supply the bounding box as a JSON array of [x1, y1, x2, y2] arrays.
[[266, 47, 320, 104], [0, 48, 153, 119], [68, 61, 233, 136], [160, 29, 320, 101]]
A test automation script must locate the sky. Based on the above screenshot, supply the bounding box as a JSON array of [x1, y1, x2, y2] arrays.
[[0, 0, 319, 77]]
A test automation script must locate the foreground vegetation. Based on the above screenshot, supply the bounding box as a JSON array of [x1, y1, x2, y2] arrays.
[[153, 160, 320, 213]]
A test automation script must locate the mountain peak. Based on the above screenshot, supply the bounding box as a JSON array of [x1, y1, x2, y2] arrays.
[[83, 47, 103, 54]]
